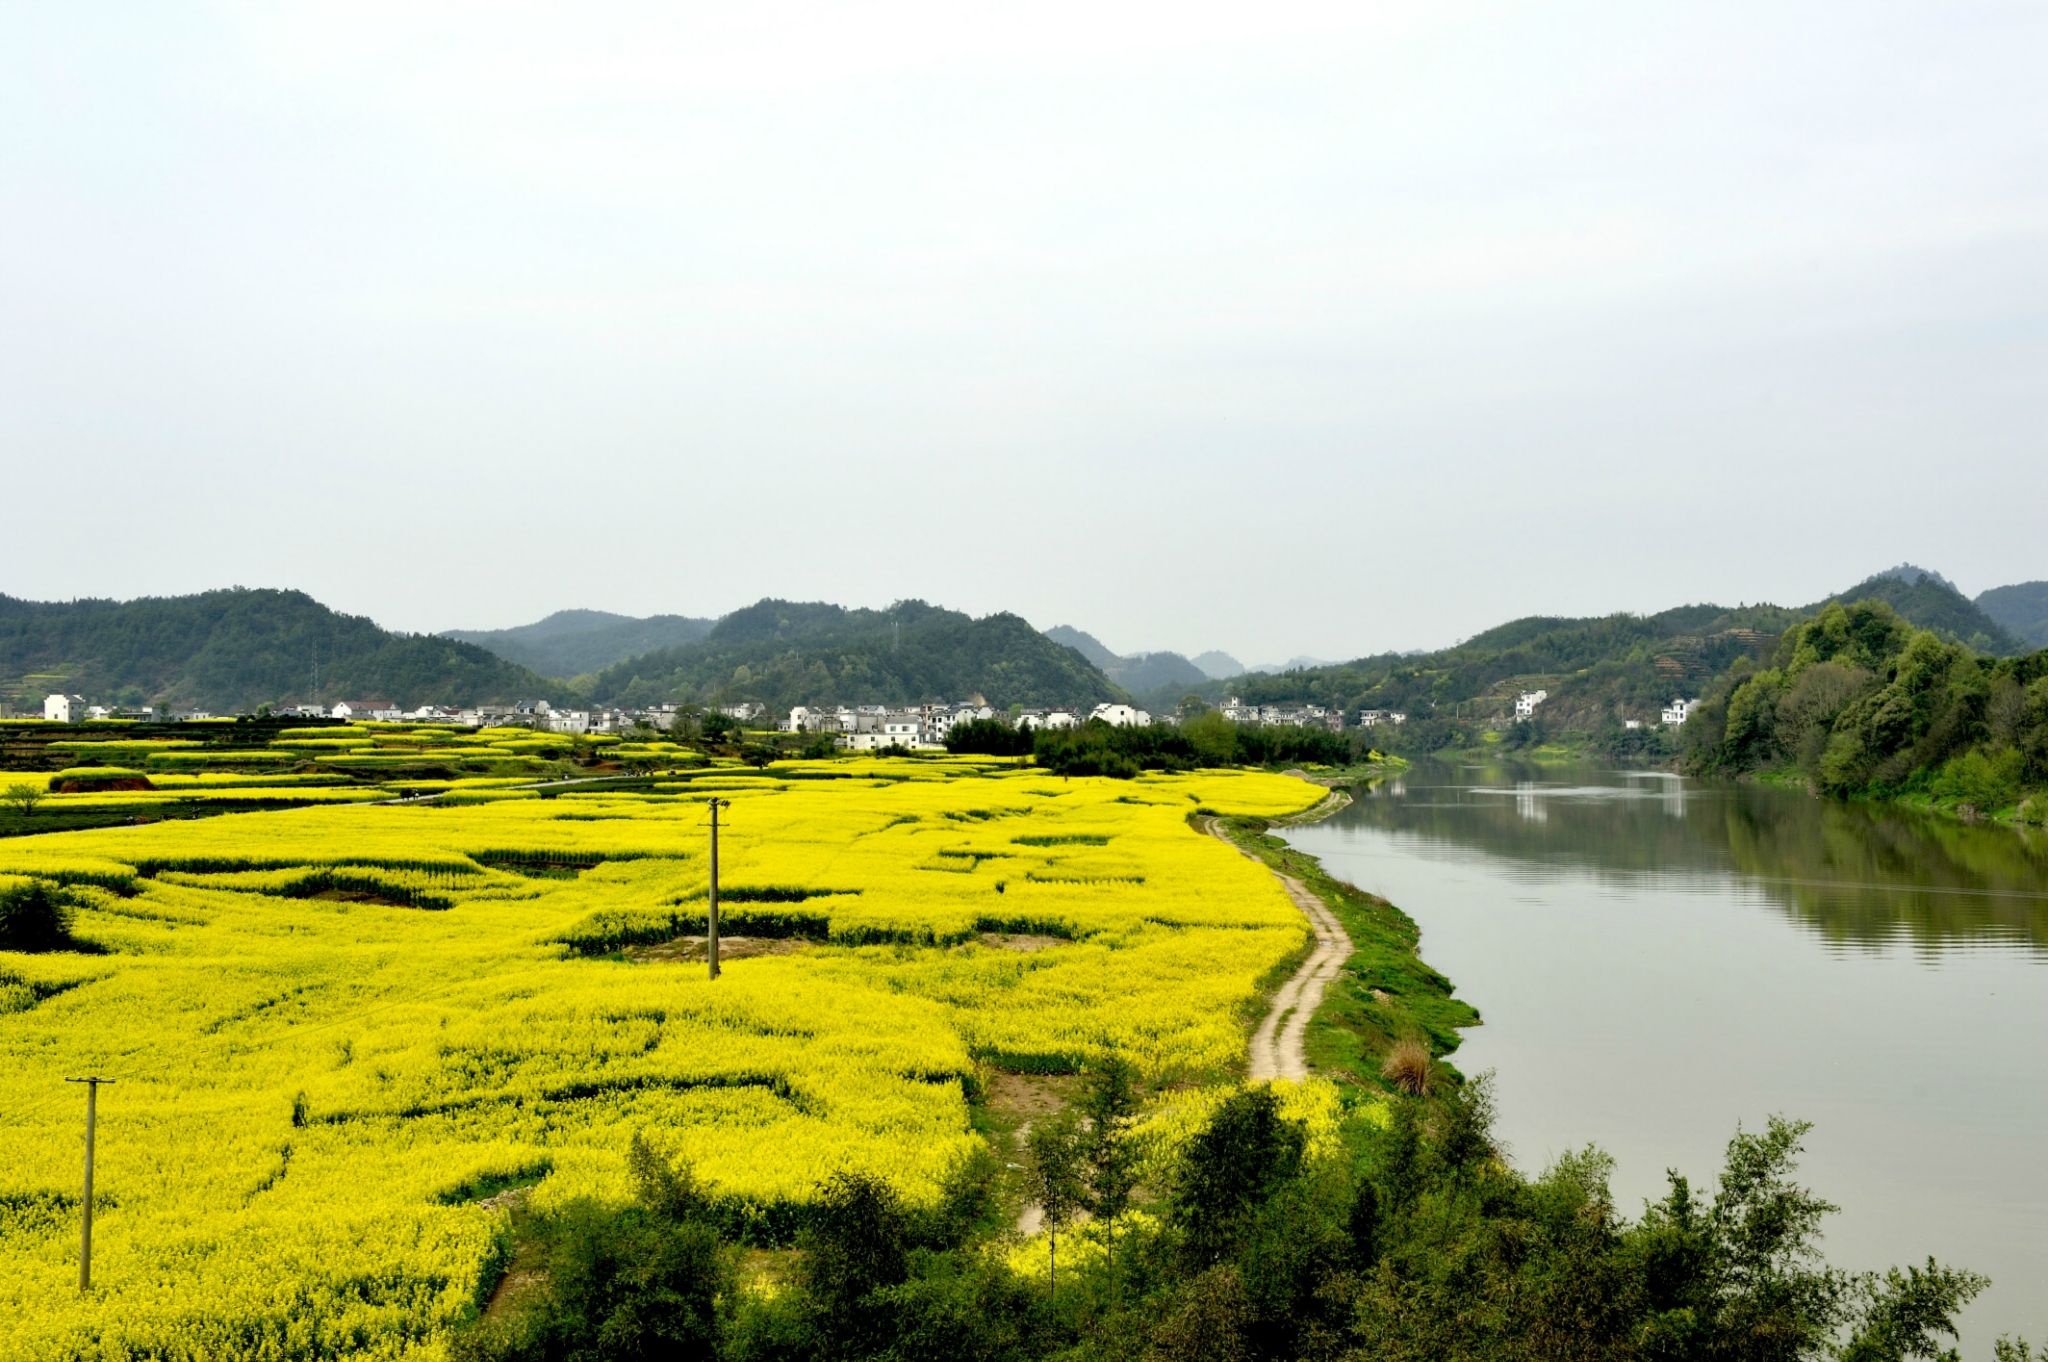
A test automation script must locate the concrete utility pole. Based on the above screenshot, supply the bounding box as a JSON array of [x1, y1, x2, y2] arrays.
[[66, 1076, 112, 1291], [707, 797, 728, 980]]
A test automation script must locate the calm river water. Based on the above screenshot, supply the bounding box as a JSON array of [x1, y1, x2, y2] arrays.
[[1284, 760, 2047, 1352]]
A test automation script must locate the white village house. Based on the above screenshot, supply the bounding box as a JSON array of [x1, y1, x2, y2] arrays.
[[1088, 702, 1151, 727], [1514, 689, 1549, 721], [1218, 697, 1345, 731], [43, 693, 86, 723], [1662, 697, 1699, 726]]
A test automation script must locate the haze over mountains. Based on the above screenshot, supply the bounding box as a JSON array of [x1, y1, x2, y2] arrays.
[[3, 565, 2038, 719], [1976, 581, 2048, 648], [444, 610, 715, 679]]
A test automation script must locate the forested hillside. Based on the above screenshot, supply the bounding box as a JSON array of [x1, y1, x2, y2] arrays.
[[1216, 568, 2027, 747], [443, 608, 714, 677], [1822, 569, 2022, 655], [1978, 581, 2048, 648], [0, 589, 558, 712], [591, 599, 1121, 709], [1683, 599, 2048, 817], [1225, 603, 1801, 737]]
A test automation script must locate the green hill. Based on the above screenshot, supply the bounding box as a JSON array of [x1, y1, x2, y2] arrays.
[[1823, 568, 2021, 655], [1977, 581, 2048, 648], [0, 588, 559, 712], [1683, 598, 2048, 816], [443, 609, 715, 678], [1213, 566, 2021, 746], [592, 599, 1121, 710]]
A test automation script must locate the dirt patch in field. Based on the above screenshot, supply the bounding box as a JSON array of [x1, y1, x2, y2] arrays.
[[306, 887, 410, 908], [482, 1267, 548, 1322], [983, 1069, 1077, 1123], [627, 935, 813, 964], [976, 932, 1064, 952]]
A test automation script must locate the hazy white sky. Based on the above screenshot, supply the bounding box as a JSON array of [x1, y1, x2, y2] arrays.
[[4, 2, 2044, 662]]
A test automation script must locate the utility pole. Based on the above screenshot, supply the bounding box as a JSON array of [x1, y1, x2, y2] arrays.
[[66, 1076, 112, 1291], [706, 797, 727, 980]]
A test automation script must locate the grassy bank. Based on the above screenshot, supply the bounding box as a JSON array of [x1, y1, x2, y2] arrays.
[[1208, 801, 1480, 1090]]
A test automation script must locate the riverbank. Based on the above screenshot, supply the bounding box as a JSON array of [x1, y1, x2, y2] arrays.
[[1751, 765, 2048, 832], [1204, 782, 1480, 1089]]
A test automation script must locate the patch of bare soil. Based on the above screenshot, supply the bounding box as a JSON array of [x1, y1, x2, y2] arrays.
[[482, 1267, 548, 1322], [983, 1069, 1076, 1123], [626, 935, 812, 964], [976, 932, 1064, 952], [307, 888, 409, 907]]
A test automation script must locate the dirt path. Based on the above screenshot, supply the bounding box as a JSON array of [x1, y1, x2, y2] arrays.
[[1198, 799, 1354, 1082]]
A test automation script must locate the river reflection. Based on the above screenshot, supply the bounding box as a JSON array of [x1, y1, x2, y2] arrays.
[[1347, 761, 2048, 953], [1286, 760, 2048, 1352]]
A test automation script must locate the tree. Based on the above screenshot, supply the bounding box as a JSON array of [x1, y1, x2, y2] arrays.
[[0, 880, 72, 952], [801, 1169, 913, 1351], [1, 781, 45, 818], [1026, 1109, 1089, 1298], [1172, 1087, 1307, 1269], [1081, 1055, 1140, 1286], [454, 1141, 730, 1362]]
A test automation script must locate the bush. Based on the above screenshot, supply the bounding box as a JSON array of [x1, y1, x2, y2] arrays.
[[0, 881, 74, 952]]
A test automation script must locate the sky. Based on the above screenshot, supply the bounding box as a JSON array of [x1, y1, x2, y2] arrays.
[[4, 1, 2044, 664]]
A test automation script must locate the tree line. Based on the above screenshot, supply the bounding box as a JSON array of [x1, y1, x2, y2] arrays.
[[1683, 600, 2048, 820], [944, 714, 1361, 776], [453, 1058, 2018, 1362]]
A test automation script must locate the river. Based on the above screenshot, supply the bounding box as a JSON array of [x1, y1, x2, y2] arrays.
[[1283, 758, 2047, 1351]]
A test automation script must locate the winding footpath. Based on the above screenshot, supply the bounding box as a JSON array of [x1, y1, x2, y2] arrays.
[[1199, 793, 1355, 1082]]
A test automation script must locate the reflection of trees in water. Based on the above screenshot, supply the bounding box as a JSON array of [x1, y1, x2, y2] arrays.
[[1340, 763, 2048, 952]]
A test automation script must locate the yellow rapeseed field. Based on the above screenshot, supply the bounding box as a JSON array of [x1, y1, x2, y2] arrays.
[[0, 756, 1322, 1360]]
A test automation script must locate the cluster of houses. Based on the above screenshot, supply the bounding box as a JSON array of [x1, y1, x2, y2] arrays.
[[1512, 689, 1699, 729], [29, 692, 769, 735], [781, 701, 1154, 750], [1216, 697, 1363, 731], [34, 688, 1464, 743]]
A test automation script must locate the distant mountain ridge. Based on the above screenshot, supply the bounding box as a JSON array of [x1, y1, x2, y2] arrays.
[[1042, 625, 1236, 699], [1975, 581, 2048, 648], [1822, 568, 2021, 655], [593, 600, 1120, 710], [0, 588, 558, 712], [444, 609, 714, 678]]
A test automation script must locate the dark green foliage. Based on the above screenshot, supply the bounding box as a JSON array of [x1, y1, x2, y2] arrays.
[[455, 1139, 732, 1362], [1170, 1087, 1307, 1270], [1686, 599, 2048, 815], [1827, 570, 2023, 656], [476, 1092, 1992, 1362], [0, 879, 75, 952], [0, 588, 559, 712], [444, 610, 716, 678], [798, 1170, 915, 1350], [945, 719, 1034, 756], [1027, 717, 1354, 778], [591, 600, 1119, 711]]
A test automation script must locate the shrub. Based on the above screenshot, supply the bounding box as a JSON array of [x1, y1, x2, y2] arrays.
[[0, 881, 73, 952]]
